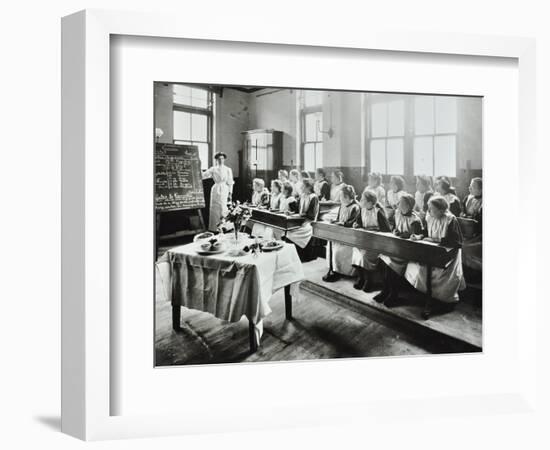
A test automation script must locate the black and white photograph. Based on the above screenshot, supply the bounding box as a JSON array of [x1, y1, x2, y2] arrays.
[[154, 83, 483, 366]]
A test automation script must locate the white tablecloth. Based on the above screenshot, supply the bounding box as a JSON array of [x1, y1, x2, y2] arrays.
[[156, 237, 304, 343]]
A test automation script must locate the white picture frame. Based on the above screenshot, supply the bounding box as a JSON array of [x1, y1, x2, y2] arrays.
[[61, 9, 538, 441]]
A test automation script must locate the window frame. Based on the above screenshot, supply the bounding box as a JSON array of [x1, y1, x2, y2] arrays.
[[366, 95, 407, 175], [412, 96, 458, 178], [365, 94, 459, 178], [172, 85, 214, 169], [300, 102, 323, 173]]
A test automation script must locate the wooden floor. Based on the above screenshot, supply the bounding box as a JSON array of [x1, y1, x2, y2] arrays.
[[155, 258, 479, 366], [302, 258, 482, 349]]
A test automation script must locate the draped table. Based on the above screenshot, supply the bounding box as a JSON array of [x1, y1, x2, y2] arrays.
[[156, 236, 305, 353]]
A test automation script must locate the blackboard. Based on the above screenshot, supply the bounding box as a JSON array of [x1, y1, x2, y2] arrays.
[[155, 143, 205, 211]]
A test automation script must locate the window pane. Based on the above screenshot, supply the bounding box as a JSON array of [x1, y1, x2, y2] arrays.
[[191, 114, 207, 141], [173, 110, 191, 141], [414, 136, 434, 176], [191, 88, 208, 108], [435, 97, 457, 134], [370, 139, 386, 173], [414, 96, 434, 135], [434, 135, 456, 177], [387, 138, 404, 174], [173, 85, 192, 106], [371, 103, 387, 138], [304, 143, 316, 172], [305, 112, 322, 142], [196, 142, 209, 170], [388, 100, 405, 136], [315, 143, 323, 170], [304, 90, 323, 107]]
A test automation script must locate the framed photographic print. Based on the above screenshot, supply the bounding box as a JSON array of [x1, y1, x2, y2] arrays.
[[62, 8, 538, 441]]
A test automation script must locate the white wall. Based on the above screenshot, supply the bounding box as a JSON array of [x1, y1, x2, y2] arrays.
[[248, 89, 298, 166], [214, 88, 251, 176]]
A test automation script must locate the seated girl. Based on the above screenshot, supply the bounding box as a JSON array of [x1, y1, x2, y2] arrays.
[[323, 184, 361, 282], [461, 177, 483, 273], [269, 179, 283, 211], [376, 193, 423, 305], [314, 168, 331, 201], [433, 176, 461, 216], [385, 175, 406, 223], [414, 175, 434, 220], [351, 189, 391, 292], [329, 170, 345, 201], [286, 179, 319, 261], [290, 169, 303, 197], [279, 182, 299, 214], [249, 178, 271, 238], [254, 180, 287, 240], [272, 182, 299, 241], [319, 170, 345, 222], [278, 169, 289, 184], [405, 196, 466, 312], [462, 177, 482, 223], [251, 178, 270, 207], [366, 172, 386, 205]]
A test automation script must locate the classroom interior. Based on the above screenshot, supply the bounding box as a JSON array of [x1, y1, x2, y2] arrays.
[[154, 82, 483, 366]]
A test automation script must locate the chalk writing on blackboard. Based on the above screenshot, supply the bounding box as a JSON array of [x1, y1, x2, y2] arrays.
[[155, 143, 205, 211]]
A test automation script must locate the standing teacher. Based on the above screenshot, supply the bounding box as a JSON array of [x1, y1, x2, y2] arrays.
[[202, 152, 234, 231]]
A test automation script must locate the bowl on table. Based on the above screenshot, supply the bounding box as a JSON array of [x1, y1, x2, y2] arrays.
[[193, 231, 215, 242], [196, 238, 226, 255], [262, 239, 284, 252]]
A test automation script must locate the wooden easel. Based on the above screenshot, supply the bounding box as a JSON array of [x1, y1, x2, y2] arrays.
[[155, 209, 206, 259]]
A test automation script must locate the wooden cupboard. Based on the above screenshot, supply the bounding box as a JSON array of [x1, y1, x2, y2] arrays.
[[239, 129, 283, 201]]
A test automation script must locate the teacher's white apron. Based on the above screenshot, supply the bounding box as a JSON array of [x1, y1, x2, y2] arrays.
[[202, 165, 234, 231]]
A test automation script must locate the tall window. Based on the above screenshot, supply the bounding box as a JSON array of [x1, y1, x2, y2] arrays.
[[368, 99, 405, 175], [301, 91, 323, 172], [172, 85, 213, 170], [413, 96, 457, 177]]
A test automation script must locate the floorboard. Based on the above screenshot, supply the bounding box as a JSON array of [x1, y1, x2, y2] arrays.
[[155, 259, 478, 366]]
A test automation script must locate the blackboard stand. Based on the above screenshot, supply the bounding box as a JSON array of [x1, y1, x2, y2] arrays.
[[155, 209, 206, 259]]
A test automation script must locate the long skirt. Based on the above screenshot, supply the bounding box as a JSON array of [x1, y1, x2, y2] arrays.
[[379, 254, 409, 276], [286, 221, 313, 249], [404, 250, 467, 303], [327, 242, 355, 276], [208, 183, 229, 231], [352, 248, 379, 271]]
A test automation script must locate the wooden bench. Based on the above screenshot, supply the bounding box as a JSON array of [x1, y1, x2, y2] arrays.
[[311, 221, 458, 319]]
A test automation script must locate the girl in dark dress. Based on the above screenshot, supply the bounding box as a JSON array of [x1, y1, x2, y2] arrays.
[[313, 168, 331, 201]]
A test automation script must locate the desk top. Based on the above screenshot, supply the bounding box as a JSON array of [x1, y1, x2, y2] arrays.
[[312, 221, 456, 268]]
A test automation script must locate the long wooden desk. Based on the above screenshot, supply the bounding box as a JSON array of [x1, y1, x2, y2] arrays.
[[319, 201, 340, 215], [247, 207, 305, 235], [312, 221, 458, 318]]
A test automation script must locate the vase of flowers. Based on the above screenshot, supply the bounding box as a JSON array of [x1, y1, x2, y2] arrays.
[[218, 201, 251, 244]]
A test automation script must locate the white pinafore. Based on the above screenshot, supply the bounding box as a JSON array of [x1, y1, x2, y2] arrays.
[[404, 212, 466, 303], [351, 206, 382, 270]]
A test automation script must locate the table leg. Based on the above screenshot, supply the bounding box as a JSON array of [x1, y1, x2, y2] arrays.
[[422, 265, 433, 320], [284, 285, 292, 320], [172, 304, 181, 331], [248, 319, 258, 354]]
